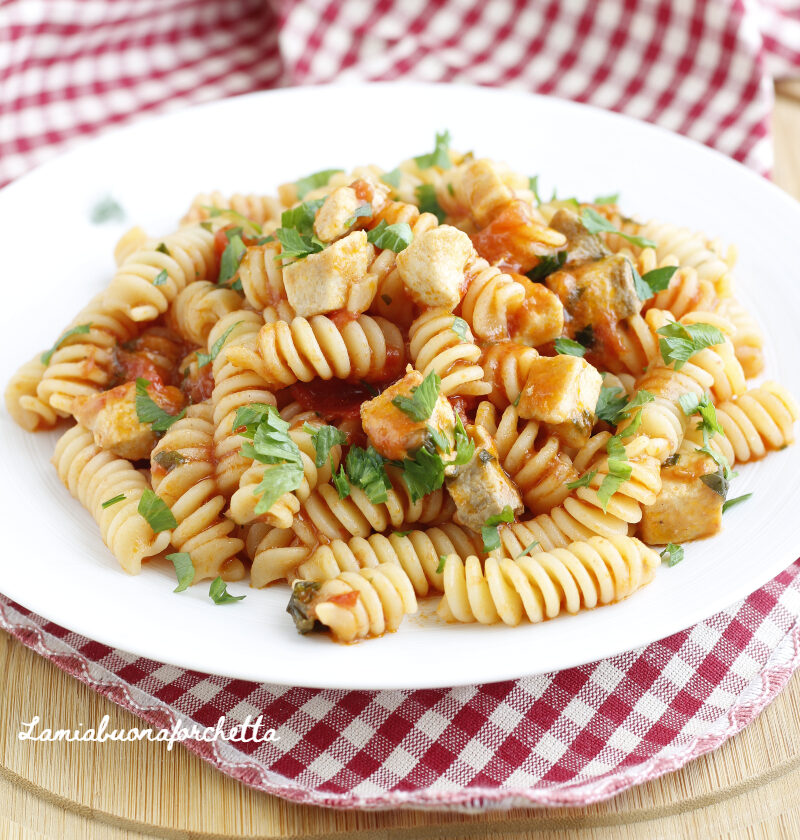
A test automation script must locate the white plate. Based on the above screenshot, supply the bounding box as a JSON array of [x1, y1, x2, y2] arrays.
[[1, 83, 799, 690]]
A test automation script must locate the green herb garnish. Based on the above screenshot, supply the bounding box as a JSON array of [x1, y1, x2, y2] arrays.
[[137, 489, 177, 533], [167, 552, 195, 592], [580, 207, 656, 249], [482, 506, 515, 553], [209, 576, 246, 604], [40, 323, 92, 365], [367, 220, 413, 252]]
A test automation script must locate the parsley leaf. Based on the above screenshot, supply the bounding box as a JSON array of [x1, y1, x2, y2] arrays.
[[516, 540, 539, 559], [274, 227, 325, 264], [197, 321, 241, 368], [40, 323, 92, 365], [135, 378, 186, 432], [723, 493, 752, 513], [209, 576, 246, 604], [346, 445, 392, 503], [367, 219, 413, 252], [402, 445, 446, 503], [218, 227, 247, 287], [595, 387, 628, 424], [554, 337, 587, 357], [202, 205, 262, 235], [381, 168, 402, 188], [232, 402, 274, 438], [167, 552, 195, 592], [597, 436, 632, 511], [528, 175, 542, 205], [631, 264, 678, 301], [413, 130, 452, 170], [281, 199, 325, 236], [101, 494, 126, 509], [332, 465, 351, 499], [699, 463, 730, 498], [152, 450, 187, 473], [526, 250, 567, 282], [657, 321, 726, 370], [660, 543, 684, 567], [415, 184, 446, 223], [451, 317, 469, 341], [153, 270, 168, 286], [566, 469, 597, 490], [436, 555, 448, 574], [156, 242, 171, 256], [90, 196, 125, 224], [294, 169, 343, 199], [593, 192, 620, 205], [240, 405, 305, 513], [346, 203, 373, 227], [137, 489, 177, 533], [391, 371, 441, 422], [580, 207, 656, 249], [680, 392, 724, 438], [482, 506, 515, 553], [302, 423, 347, 468], [453, 414, 475, 465]]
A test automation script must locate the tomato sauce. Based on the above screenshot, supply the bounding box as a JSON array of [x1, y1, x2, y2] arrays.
[[113, 348, 170, 386], [181, 363, 214, 404], [326, 591, 360, 609], [289, 379, 378, 424], [470, 201, 543, 274]]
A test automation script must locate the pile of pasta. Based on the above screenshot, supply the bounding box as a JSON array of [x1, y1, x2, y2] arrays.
[[7, 134, 799, 643]]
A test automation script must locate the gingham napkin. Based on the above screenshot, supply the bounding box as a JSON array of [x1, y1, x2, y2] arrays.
[[2, 0, 800, 810]]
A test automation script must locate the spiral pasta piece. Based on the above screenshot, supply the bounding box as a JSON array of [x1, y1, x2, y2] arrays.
[[408, 308, 491, 399], [52, 424, 171, 573], [436, 536, 659, 626], [181, 191, 284, 227], [149, 403, 245, 582], [493, 435, 662, 553], [480, 341, 539, 409], [228, 425, 340, 529], [293, 469, 454, 545], [461, 258, 526, 341], [225, 313, 405, 389], [35, 293, 138, 416], [237, 242, 289, 313], [715, 295, 765, 378], [168, 281, 243, 346], [296, 564, 418, 642], [5, 355, 59, 431], [685, 382, 799, 465], [475, 402, 579, 514], [104, 225, 217, 322], [243, 526, 312, 588], [207, 310, 277, 496], [296, 523, 483, 596]]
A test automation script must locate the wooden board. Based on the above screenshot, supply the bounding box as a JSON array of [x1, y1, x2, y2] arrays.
[[2, 89, 800, 840]]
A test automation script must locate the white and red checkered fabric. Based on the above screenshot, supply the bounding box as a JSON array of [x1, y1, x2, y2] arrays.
[[2, 0, 800, 811]]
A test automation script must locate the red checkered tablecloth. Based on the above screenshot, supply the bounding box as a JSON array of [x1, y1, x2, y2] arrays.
[[2, 0, 800, 811]]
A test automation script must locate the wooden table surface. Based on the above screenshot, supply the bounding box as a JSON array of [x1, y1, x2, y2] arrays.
[[3, 86, 800, 840]]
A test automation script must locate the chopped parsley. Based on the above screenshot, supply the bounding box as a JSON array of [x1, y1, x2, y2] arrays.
[[90, 196, 125, 224], [166, 552, 195, 592], [137, 489, 177, 533], [294, 169, 343, 199], [101, 494, 125, 509], [274, 227, 325, 264], [660, 543, 684, 567], [593, 192, 620, 205], [302, 423, 347, 468], [391, 371, 441, 422], [196, 321, 241, 368], [156, 242, 171, 256], [516, 540, 539, 559], [450, 317, 469, 341], [554, 337, 587, 357], [240, 405, 305, 514], [580, 207, 656, 249], [526, 250, 567, 282], [402, 445, 446, 504], [152, 450, 187, 473], [482, 506, 515, 553], [218, 227, 247, 288], [528, 175, 542, 205], [202, 205, 262, 235], [595, 386, 628, 424], [153, 270, 168, 286], [346, 203, 373, 227], [281, 198, 325, 235], [345, 445, 392, 503], [723, 493, 752, 513], [332, 465, 351, 499], [657, 321, 726, 370], [367, 220, 413, 252], [209, 576, 246, 604], [40, 323, 92, 365], [413, 130, 452, 170], [631, 263, 678, 301], [232, 402, 274, 437], [566, 469, 598, 490], [679, 392, 724, 438], [381, 168, 402, 188], [436, 555, 448, 574], [597, 435, 632, 511], [415, 184, 446, 223], [135, 378, 186, 432]]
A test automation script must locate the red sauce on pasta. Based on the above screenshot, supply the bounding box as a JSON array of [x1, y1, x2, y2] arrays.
[[182, 364, 214, 404], [325, 591, 360, 609], [289, 379, 377, 424]]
